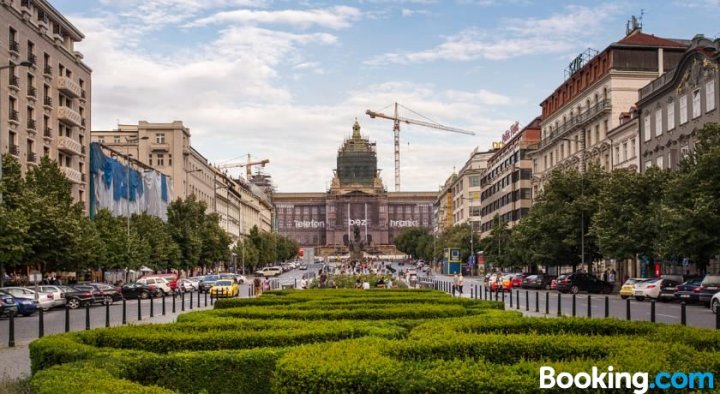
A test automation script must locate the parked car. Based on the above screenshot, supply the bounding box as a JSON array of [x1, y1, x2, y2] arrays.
[[550, 278, 558, 290], [0, 291, 18, 317], [0, 290, 37, 316], [711, 292, 720, 314], [256, 267, 283, 277], [1, 287, 55, 311], [620, 278, 648, 299], [522, 274, 555, 290], [62, 286, 101, 309], [674, 278, 704, 303], [521, 275, 537, 289], [488, 274, 503, 292], [500, 274, 515, 292], [175, 279, 195, 293], [511, 274, 526, 288], [71, 284, 108, 306], [136, 277, 173, 295], [696, 275, 720, 305], [210, 280, 239, 298], [140, 273, 179, 292], [86, 283, 124, 304], [299, 264, 308, 271], [633, 278, 663, 301], [38, 285, 68, 308], [121, 282, 161, 299], [556, 273, 613, 294], [656, 275, 684, 302], [199, 275, 221, 293]]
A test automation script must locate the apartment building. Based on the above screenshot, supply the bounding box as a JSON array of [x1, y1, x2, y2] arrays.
[[91, 121, 215, 210], [214, 167, 274, 241], [607, 109, 640, 171], [451, 148, 495, 231], [637, 35, 720, 171], [434, 173, 456, 236], [531, 24, 688, 196], [480, 117, 541, 236], [1, 0, 91, 209]]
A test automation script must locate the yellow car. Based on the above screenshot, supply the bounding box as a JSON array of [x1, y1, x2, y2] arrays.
[[620, 278, 647, 299], [210, 280, 239, 298]]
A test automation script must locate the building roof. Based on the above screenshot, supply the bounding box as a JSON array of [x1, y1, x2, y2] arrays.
[[614, 30, 688, 48]]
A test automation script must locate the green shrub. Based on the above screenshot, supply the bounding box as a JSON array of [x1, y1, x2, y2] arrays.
[[30, 363, 172, 394]]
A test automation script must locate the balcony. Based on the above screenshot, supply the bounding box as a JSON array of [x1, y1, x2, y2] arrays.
[[43, 64, 52, 76], [27, 152, 37, 163], [43, 96, 52, 107], [151, 142, 169, 151], [57, 135, 83, 156], [539, 99, 611, 150], [44, 127, 52, 138], [9, 75, 19, 88], [80, 89, 86, 101], [27, 119, 36, 130], [60, 166, 83, 184], [9, 110, 19, 123], [9, 41, 19, 55], [27, 53, 37, 66], [9, 144, 19, 156], [57, 106, 82, 127], [27, 86, 37, 98], [56, 76, 81, 98]]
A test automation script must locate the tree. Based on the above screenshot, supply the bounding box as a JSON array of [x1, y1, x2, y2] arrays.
[[93, 209, 146, 271], [394, 227, 431, 259], [131, 213, 180, 271], [200, 212, 232, 268], [234, 239, 259, 273], [0, 156, 28, 282], [480, 215, 513, 268], [166, 196, 205, 270]]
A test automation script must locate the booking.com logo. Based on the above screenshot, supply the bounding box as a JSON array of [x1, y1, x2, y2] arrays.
[[540, 366, 715, 393]]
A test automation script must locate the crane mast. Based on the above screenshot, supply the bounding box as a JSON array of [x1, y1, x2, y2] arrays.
[[365, 102, 476, 191], [215, 154, 269, 180]]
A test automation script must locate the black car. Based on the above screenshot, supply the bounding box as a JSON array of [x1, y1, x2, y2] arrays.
[[674, 278, 704, 303], [199, 275, 220, 293], [556, 273, 613, 294], [657, 277, 683, 302], [81, 283, 123, 304], [62, 286, 100, 309], [121, 282, 161, 299], [522, 274, 556, 290], [697, 275, 720, 305]]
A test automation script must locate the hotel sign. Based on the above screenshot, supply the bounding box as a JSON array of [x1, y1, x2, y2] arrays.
[[501, 121, 521, 144]]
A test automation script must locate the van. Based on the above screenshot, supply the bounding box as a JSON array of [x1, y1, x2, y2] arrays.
[[259, 267, 283, 277]]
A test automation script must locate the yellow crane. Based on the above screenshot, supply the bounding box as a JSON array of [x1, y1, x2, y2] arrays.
[[366, 102, 476, 191], [215, 154, 269, 180]]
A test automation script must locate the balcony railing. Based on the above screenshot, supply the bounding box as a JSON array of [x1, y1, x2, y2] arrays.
[[539, 99, 611, 150], [9, 41, 19, 53], [639, 68, 677, 101], [57, 106, 82, 127], [57, 135, 83, 155], [27, 119, 36, 130], [56, 76, 81, 98], [21, 0, 31, 8], [27, 53, 37, 65], [81, 145, 86, 154], [9, 75, 19, 87], [27, 86, 37, 97], [9, 110, 19, 122], [44, 127, 52, 138], [151, 142, 170, 151], [9, 144, 20, 156], [44, 96, 52, 107], [81, 118, 86, 127], [81, 90, 86, 100], [43, 64, 52, 75], [60, 166, 83, 184], [27, 152, 37, 163]]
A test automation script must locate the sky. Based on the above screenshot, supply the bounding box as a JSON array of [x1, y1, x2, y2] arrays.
[[51, 0, 720, 192]]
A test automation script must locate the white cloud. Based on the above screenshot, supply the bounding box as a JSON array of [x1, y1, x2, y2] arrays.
[[187, 6, 362, 29], [99, 0, 268, 26], [400, 8, 431, 16], [366, 3, 622, 64]]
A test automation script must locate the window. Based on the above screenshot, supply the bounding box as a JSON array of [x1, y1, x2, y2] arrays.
[[113, 136, 121, 143], [680, 95, 688, 124], [645, 160, 652, 170], [655, 109, 662, 136], [595, 125, 600, 145], [643, 114, 651, 141], [680, 144, 690, 159], [155, 133, 165, 144], [615, 146, 620, 164], [622, 143, 627, 162], [157, 154, 164, 166], [630, 139, 636, 158], [692, 89, 701, 119], [707, 80, 716, 112], [168, 154, 172, 166], [656, 155, 664, 169], [148, 154, 153, 166], [667, 102, 675, 130]]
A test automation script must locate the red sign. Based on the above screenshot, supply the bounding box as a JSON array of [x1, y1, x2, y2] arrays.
[[654, 263, 661, 277], [501, 121, 521, 143], [298, 248, 304, 257]]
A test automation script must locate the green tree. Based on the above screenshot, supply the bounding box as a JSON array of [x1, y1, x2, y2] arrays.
[[93, 209, 146, 270], [200, 212, 232, 268], [131, 213, 180, 271], [480, 215, 513, 268], [167, 196, 205, 270], [394, 227, 432, 259]]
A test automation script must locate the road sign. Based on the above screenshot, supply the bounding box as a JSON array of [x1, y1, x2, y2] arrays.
[[682, 257, 689, 267], [468, 256, 475, 265]]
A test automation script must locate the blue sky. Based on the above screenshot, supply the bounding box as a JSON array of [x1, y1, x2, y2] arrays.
[[51, 0, 720, 192]]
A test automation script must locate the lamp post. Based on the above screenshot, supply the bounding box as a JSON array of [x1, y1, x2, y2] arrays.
[[122, 136, 148, 272]]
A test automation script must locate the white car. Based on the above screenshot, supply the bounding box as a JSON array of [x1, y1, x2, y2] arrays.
[[257, 267, 283, 277], [2, 287, 55, 311], [136, 277, 173, 295], [176, 279, 196, 293], [633, 278, 662, 301], [38, 285, 68, 308], [711, 292, 720, 314]]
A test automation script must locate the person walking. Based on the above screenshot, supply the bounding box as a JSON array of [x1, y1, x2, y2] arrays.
[[458, 274, 465, 296], [452, 274, 459, 297]]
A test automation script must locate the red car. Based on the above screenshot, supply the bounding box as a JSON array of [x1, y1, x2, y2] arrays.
[[550, 279, 558, 290], [511, 273, 527, 288]]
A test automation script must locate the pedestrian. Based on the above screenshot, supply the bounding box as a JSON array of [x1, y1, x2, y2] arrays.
[[452, 274, 459, 296], [458, 274, 464, 295], [608, 270, 616, 283], [254, 277, 262, 295], [262, 278, 271, 292], [300, 278, 308, 289], [602, 270, 608, 282]]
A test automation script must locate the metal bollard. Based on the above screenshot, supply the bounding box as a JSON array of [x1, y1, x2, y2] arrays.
[[545, 292, 549, 314], [65, 305, 70, 332], [535, 291, 539, 312], [501, 289, 505, 303], [85, 302, 91, 330], [526, 291, 529, 312], [604, 296, 609, 318], [197, 290, 201, 308], [122, 299, 127, 325], [162, 293, 166, 316], [189, 291, 192, 310], [509, 290, 513, 308], [39, 308, 44, 338], [587, 295, 591, 318], [204, 291, 208, 307], [150, 293, 154, 318], [138, 296, 142, 321], [8, 311, 15, 347], [172, 293, 176, 313], [557, 293, 562, 317], [105, 300, 110, 327], [626, 298, 631, 321], [716, 308, 719, 330], [572, 294, 576, 317], [681, 302, 686, 325], [650, 300, 656, 323], [516, 290, 521, 310], [470, 287, 474, 299]]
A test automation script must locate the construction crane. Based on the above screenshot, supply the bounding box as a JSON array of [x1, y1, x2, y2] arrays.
[[366, 102, 476, 191], [216, 154, 269, 180]]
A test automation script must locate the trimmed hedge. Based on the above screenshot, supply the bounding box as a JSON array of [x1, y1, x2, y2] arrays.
[[29, 288, 720, 393]]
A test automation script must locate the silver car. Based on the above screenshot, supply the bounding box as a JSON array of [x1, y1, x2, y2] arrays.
[[2, 287, 55, 311], [38, 285, 68, 308]]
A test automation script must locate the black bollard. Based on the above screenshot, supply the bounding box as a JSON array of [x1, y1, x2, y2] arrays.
[[526, 291, 529, 312], [681, 302, 686, 326], [38, 308, 44, 338], [501, 289, 505, 303], [182, 292, 186, 311], [162, 293, 166, 316], [516, 290, 520, 310], [172, 293, 176, 314], [105, 300, 110, 327], [587, 295, 591, 318], [150, 293, 154, 318], [535, 291, 539, 313], [85, 302, 91, 330], [197, 290, 201, 308], [626, 298, 631, 321], [8, 311, 15, 347], [545, 292, 549, 314], [204, 291, 208, 307], [572, 294, 576, 317], [122, 299, 127, 325], [65, 305, 70, 332], [716, 308, 719, 330], [557, 292, 562, 317], [470, 287, 474, 299], [509, 290, 513, 308], [189, 291, 192, 310], [650, 300, 656, 323], [138, 296, 142, 321], [604, 296, 609, 318]]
